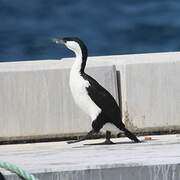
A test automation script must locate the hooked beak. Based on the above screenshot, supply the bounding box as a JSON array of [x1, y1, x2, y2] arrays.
[[52, 38, 65, 44]]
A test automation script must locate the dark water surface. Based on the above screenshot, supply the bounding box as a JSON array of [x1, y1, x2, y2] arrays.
[[0, 0, 180, 62]]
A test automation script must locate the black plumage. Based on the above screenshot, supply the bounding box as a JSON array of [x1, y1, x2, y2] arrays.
[[83, 73, 140, 143]]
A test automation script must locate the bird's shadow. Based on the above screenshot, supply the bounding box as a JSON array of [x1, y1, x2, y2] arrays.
[[84, 141, 142, 146], [72, 139, 158, 148]]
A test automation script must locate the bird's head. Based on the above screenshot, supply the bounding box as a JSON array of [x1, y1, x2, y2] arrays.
[[52, 37, 87, 58]]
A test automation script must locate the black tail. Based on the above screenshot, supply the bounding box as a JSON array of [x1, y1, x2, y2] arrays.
[[121, 127, 140, 143]]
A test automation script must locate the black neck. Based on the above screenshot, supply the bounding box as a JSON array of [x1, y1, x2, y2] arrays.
[[80, 45, 88, 74]]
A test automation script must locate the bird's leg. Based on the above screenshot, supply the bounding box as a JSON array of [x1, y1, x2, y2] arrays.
[[82, 131, 115, 145], [103, 131, 115, 144], [121, 127, 141, 143], [67, 130, 95, 144]]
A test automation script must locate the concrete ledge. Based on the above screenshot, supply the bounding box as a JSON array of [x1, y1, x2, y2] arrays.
[[0, 60, 118, 140], [1, 52, 180, 141], [4, 164, 180, 180], [1, 134, 180, 180]]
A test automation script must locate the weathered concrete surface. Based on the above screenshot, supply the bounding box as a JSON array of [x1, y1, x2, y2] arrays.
[[0, 60, 118, 140], [0, 134, 180, 180]]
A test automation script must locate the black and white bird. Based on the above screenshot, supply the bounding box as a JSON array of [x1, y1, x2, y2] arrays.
[[53, 37, 140, 144]]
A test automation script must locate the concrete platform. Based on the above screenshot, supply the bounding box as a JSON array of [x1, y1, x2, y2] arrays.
[[0, 134, 180, 180]]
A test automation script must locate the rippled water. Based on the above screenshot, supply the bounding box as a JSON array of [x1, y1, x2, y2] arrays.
[[0, 0, 180, 62]]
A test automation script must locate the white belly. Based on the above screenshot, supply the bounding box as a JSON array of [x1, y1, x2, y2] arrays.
[[102, 123, 121, 133], [69, 71, 101, 121]]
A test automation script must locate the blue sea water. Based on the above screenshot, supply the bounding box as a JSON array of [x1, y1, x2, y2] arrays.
[[0, 0, 180, 62]]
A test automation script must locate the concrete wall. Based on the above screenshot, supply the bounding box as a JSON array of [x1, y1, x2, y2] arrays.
[[0, 60, 118, 140], [1, 52, 180, 140]]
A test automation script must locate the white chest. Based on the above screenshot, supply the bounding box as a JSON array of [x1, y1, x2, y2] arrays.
[[69, 70, 89, 105], [102, 123, 121, 133], [69, 69, 101, 121]]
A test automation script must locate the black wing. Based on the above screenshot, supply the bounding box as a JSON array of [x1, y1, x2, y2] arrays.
[[83, 73, 122, 122]]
